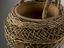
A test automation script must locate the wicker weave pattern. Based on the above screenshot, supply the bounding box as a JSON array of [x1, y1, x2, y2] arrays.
[[4, 2, 64, 48]]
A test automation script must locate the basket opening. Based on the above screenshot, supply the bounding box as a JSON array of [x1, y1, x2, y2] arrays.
[[16, 2, 44, 19]]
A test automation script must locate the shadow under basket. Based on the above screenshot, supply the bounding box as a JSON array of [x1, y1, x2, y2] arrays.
[[4, 1, 64, 48]]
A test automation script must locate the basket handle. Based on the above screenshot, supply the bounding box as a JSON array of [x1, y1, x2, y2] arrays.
[[42, 0, 48, 20]]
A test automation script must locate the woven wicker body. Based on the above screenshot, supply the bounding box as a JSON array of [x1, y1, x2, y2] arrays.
[[4, 1, 64, 48]]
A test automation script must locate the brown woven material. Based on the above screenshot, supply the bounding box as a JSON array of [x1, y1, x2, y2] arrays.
[[4, 1, 64, 48]]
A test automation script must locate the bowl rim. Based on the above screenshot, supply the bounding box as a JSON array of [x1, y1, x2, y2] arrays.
[[14, 2, 44, 22]]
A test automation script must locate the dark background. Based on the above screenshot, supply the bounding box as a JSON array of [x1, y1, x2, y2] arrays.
[[0, 0, 20, 48], [0, 0, 64, 48]]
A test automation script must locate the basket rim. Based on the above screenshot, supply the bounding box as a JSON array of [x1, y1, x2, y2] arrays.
[[15, 2, 44, 22]]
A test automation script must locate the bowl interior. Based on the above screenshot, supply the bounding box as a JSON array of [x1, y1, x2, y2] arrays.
[[16, 2, 44, 19]]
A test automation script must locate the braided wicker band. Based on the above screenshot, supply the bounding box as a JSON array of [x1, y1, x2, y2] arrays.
[[4, 1, 64, 48]]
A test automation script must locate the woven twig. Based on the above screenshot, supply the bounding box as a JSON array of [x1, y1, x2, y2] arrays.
[[4, 1, 64, 48]]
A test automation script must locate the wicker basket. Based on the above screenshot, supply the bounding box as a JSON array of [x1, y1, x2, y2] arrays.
[[4, 1, 64, 48]]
